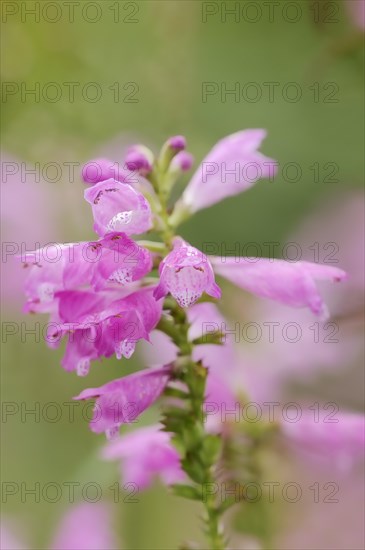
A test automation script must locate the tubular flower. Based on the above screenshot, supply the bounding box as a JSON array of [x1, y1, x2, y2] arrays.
[[84, 178, 152, 237], [280, 410, 365, 471], [88, 232, 152, 290], [20, 234, 152, 312], [74, 365, 172, 435], [1, 502, 119, 550], [102, 424, 185, 488], [177, 129, 277, 214], [21, 243, 91, 314], [154, 237, 221, 307], [54, 287, 162, 375], [210, 256, 347, 320]]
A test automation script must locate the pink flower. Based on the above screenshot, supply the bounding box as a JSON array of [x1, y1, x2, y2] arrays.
[[211, 256, 347, 320], [21, 243, 90, 314], [84, 179, 152, 237], [154, 237, 221, 307], [87, 232, 152, 290], [177, 130, 276, 213], [102, 424, 184, 489], [1, 502, 118, 550], [74, 365, 171, 435], [204, 371, 238, 434], [345, 0, 365, 30], [56, 287, 162, 374], [1, 153, 59, 312], [0, 520, 27, 550], [224, 192, 364, 405], [280, 409, 365, 471], [50, 502, 118, 550], [21, 235, 152, 312], [53, 289, 120, 374]]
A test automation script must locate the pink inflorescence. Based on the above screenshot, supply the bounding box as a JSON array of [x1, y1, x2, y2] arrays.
[[20, 131, 350, 464]]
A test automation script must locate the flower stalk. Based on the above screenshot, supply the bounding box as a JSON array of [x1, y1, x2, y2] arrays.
[[160, 304, 227, 550], [151, 154, 227, 550]]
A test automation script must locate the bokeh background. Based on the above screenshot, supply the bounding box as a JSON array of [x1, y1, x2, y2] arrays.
[[1, 1, 364, 549]]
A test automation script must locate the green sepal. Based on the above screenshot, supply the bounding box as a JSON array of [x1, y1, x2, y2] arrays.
[[199, 435, 222, 468], [181, 456, 207, 484], [181, 423, 205, 452], [192, 332, 225, 346], [163, 386, 190, 400], [161, 414, 187, 434]]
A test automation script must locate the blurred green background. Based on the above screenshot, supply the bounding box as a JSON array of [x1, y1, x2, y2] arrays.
[[1, 1, 364, 548]]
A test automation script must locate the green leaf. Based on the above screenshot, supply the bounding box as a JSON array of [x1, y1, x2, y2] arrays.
[[171, 484, 202, 501]]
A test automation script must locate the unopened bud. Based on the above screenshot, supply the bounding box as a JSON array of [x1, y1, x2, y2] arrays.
[[170, 151, 194, 172], [125, 152, 152, 172], [167, 135, 186, 151], [82, 158, 126, 185], [125, 146, 154, 175], [159, 135, 188, 173]]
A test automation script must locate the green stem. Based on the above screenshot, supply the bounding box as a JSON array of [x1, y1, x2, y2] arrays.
[[149, 144, 227, 549], [161, 307, 227, 550], [205, 479, 226, 550], [136, 240, 167, 254], [158, 188, 174, 248]]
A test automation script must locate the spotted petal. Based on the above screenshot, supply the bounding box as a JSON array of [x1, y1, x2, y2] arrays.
[[84, 179, 152, 237]]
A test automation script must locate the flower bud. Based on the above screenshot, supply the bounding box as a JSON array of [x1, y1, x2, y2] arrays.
[[159, 135, 188, 173], [82, 158, 119, 185], [170, 151, 194, 172], [125, 145, 154, 175], [167, 135, 186, 151]]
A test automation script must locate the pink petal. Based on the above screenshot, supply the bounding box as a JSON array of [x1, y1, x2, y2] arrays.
[[204, 371, 237, 434], [281, 410, 365, 471], [82, 157, 129, 185], [57, 290, 109, 323], [21, 242, 95, 312], [50, 502, 118, 550], [74, 366, 171, 433], [345, 0, 365, 29], [0, 521, 28, 550], [188, 303, 237, 371], [90, 233, 152, 290], [102, 424, 184, 489], [57, 287, 162, 371], [154, 238, 221, 307], [211, 256, 347, 320], [180, 130, 277, 212], [84, 179, 152, 237]]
